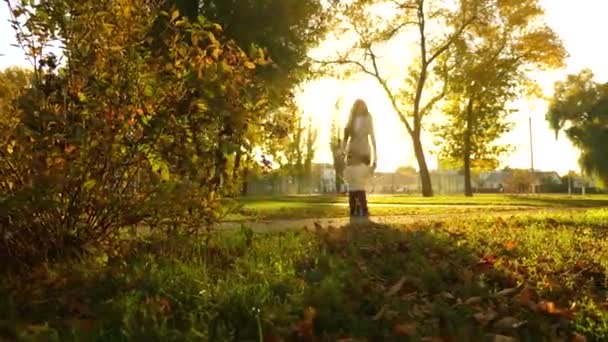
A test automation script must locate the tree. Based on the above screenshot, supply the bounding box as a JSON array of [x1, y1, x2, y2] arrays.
[[322, 0, 508, 197], [434, 0, 566, 196], [330, 98, 345, 193], [162, 0, 335, 187], [0, 67, 33, 143], [283, 110, 318, 193], [396, 165, 416, 175], [505, 169, 535, 193], [546, 69, 608, 186]]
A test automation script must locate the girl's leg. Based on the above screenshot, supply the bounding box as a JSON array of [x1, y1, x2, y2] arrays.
[[359, 191, 369, 217], [348, 191, 356, 216]]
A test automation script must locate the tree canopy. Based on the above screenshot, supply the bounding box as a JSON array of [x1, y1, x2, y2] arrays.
[[433, 0, 566, 196], [547, 69, 608, 185]]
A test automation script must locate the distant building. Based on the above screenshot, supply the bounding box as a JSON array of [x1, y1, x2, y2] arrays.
[[478, 169, 565, 193], [371, 172, 418, 193], [478, 171, 509, 191], [431, 170, 466, 194], [311, 163, 336, 193]]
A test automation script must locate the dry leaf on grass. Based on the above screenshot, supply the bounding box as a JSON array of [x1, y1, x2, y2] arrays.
[[502, 240, 517, 251], [371, 305, 386, 321], [263, 335, 285, 342], [441, 292, 456, 300], [571, 332, 587, 342], [492, 334, 518, 342], [393, 323, 417, 337], [518, 286, 535, 306], [495, 287, 519, 297], [465, 296, 483, 305], [294, 306, 317, 338], [387, 276, 407, 296], [421, 337, 446, 342], [473, 308, 498, 325]]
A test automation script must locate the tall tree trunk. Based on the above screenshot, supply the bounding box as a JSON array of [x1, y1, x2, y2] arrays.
[[335, 171, 343, 194], [241, 155, 251, 196], [463, 98, 474, 197], [233, 150, 242, 181], [412, 133, 433, 197]]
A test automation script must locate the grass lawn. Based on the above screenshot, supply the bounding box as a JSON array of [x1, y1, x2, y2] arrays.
[[2, 209, 607, 341], [233, 194, 608, 221]]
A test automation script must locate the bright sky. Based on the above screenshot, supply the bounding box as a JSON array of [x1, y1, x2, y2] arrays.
[[1, 1, 607, 175]]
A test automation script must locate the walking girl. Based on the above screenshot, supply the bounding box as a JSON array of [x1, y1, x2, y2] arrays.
[[341, 99, 377, 220]]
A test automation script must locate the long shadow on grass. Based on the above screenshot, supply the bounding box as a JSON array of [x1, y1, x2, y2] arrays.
[[506, 195, 608, 208], [281, 221, 581, 342]]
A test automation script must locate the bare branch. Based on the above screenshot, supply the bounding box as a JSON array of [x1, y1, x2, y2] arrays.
[[366, 46, 414, 135]]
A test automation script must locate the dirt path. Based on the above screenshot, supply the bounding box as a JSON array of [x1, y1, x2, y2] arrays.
[[218, 207, 589, 232]]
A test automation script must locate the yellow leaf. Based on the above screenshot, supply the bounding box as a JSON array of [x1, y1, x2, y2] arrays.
[[244, 61, 256, 70], [208, 32, 219, 46], [211, 48, 221, 60], [171, 9, 179, 22]]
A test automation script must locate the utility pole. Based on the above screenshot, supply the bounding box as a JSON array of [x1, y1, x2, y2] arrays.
[[529, 116, 534, 172]]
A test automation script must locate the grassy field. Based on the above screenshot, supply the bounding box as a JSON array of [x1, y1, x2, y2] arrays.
[[233, 194, 608, 221], [2, 208, 607, 341]]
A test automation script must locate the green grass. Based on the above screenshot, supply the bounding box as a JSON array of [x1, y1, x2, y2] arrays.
[[232, 194, 608, 221], [2, 209, 608, 341]]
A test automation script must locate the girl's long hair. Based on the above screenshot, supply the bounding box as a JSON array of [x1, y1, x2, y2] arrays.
[[346, 99, 370, 135]]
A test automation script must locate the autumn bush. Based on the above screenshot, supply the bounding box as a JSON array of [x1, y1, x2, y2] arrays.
[[0, 0, 268, 269]]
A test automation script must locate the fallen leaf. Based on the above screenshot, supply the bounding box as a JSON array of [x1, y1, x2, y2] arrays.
[[518, 286, 535, 306], [421, 337, 445, 342], [393, 323, 417, 337], [480, 255, 497, 266], [387, 276, 407, 296], [473, 308, 498, 324], [264, 335, 285, 342], [303, 306, 316, 322], [465, 296, 483, 305], [294, 306, 316, 338], [157, 297, 172, 315], [492, 334, 517, 342], [64, 144, 77, 154], [572, 332, 587, 342], [372, 305, 386, 320], [502, 240, 517, 251], [495, 287, 519, 297], [461, 269, 474, 283], [537, 300, 555, 314], [441, 291, 456, 300]]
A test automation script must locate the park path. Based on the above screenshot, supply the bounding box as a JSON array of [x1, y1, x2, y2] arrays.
[[218, 206, 588, 232]]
